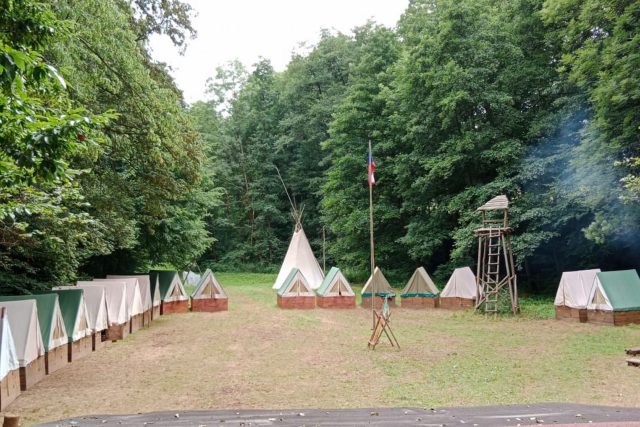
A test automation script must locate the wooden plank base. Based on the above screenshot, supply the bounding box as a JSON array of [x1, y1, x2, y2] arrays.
[[69, 335, 93, 362], [161, 300, 189, 315], [361, 296, 396, 310], [0, 369, 21, 411], [317, 296, 356, 309], [106, 322, 129, 341], [439, 297, 475, 310], [401, 296, 439, 309], [152, 305, 160, 320], [18, 356, 45, 391], [277, 295, 315, 309], [555, 305, 588, 322], [587, 310, 640, 326], [92, 330, 110, 351], [45, 345, 68, 375], [129, 313, 144, 334], [191, 298, 228, 312], [143, 309, 152, 327]]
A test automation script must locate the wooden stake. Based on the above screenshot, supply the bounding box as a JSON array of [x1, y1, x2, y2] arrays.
[[369, 140, 375, 329]]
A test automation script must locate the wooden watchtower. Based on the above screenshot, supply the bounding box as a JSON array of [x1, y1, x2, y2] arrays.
[[475, 195, 519, 314]]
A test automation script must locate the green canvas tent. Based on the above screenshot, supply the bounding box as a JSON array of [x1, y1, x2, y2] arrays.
[[43, 289, 92, 362], [587, 270, 640, 326], [0, 294, 68, 374], [149, 270, 188, 314]]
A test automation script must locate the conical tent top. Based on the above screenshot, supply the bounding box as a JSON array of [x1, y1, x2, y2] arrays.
[[316, 267, 355, 297], [273, 226, 324, 290], [401, 267, 439, 296], [362, 267, 395, 297]]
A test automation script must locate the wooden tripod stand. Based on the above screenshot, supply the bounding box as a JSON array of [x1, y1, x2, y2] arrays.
[[368, 310, 400, 350]]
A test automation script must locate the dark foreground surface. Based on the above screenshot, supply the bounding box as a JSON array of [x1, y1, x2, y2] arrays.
[[39, 403, 640, 426]]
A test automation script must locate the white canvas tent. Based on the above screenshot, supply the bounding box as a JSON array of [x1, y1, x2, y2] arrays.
[[55, 286, 108, 333], [441, 267, 478, 299], [0, 300, 44, 370], [107, 275, 152, 317], [77, 281, 128, 326], [554, 269, 600, 309], [95, 278, 143, 319], [401, 267, 439, 296], [0, 307, 19, 383], [273, 227, 324, 290], [362, 267, 394, 296], [191, 269, 227, 299]]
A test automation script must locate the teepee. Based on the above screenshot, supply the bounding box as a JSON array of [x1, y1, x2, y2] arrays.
[[401, 267, 439, 308], [190, 269, 228, 312], [273, 225, 324, 291], [361, 267, 396, 309]]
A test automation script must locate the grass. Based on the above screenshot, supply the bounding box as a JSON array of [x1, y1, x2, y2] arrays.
[[11, 272, 640, 425]]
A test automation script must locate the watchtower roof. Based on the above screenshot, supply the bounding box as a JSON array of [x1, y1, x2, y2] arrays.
[[477, 195, 509, 212]]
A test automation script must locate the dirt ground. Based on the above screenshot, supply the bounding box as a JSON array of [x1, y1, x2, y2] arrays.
[[8, 275, 640, 426]]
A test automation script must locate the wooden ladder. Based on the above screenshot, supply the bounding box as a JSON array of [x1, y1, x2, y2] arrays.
[[484, 227, 502, 313]]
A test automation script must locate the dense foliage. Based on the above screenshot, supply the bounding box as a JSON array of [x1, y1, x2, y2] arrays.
[[2, 0, 639, 294], [194, 0, 640, 290]]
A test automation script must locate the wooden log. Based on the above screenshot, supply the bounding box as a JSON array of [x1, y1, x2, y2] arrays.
[[2, 415, 20, 427]]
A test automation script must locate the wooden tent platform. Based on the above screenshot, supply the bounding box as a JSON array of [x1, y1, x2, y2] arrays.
[[19, 356, 45, 391], [152, 305, 160, 320], [68, 335, 93, 362], [555, 305, 588, 322], [439, 297, 475, 310], [106, 321, 129, 341], [191, 298, 228, 312], [361, 296, 395, 310], [317, 295, 355, 309], [92, 331, 110, 351], [45, 345, 68, 375], [143, 309, 152, 327], [277, 295, 315, 309], [161, 300, 189, 315], [130, 313, 144, 333], [587, 309, 640, 326], [401, 296, 439, 309], [0, 369, 20, 411]]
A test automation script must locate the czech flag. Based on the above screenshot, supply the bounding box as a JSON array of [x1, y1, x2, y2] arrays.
[[368, 147, 376, 186]]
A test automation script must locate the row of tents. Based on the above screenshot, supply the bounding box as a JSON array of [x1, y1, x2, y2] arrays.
[[554, 269, 640, 326], [0, 269, 227, 411]]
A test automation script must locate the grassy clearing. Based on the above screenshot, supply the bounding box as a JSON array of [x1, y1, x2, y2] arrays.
[[11, 273, 640, 425]]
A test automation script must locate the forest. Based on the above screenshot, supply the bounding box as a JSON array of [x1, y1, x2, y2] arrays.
[[1, 0, 639, 295]]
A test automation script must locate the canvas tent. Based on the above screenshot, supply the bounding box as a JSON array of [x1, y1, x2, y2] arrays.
[[77, 281, 129, 341], [95, 278, 144, 333], [0, 307, 20, 410], [0, 300, 45, 390], [554, 269, 600, 322], [190, 269, 228, 312], [361, 267, 396, 309], [107, 274, 153, 325], [46, 289, 92, 361], [316, 267, 355, 308], [149, 270, 188, 314], [56, 285, 109, 351], [273, 227, 324, 291], [277, 268, 316, 309], [587, 270, 640, 326], [440, 267, 478, 310], [401, 267, 440, 308], [0, 294, 68, 375]]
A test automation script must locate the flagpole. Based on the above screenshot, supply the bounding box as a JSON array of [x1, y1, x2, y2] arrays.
[[369, 140, 375, 329]]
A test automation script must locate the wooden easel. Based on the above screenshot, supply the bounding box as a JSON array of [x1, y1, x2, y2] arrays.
[[368, 309, 400, 350]]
